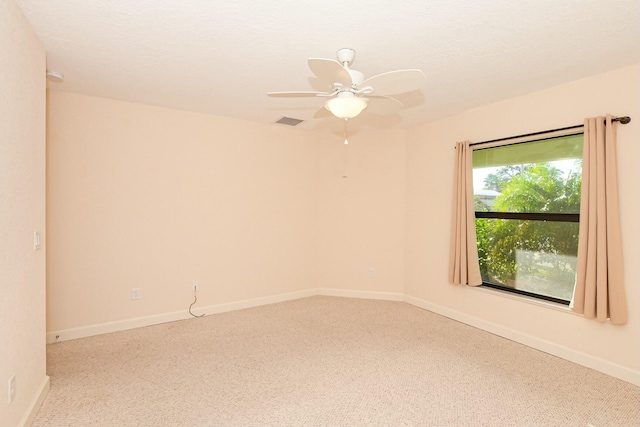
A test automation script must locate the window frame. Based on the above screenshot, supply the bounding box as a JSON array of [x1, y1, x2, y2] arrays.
[[471, 132, 584, 306]]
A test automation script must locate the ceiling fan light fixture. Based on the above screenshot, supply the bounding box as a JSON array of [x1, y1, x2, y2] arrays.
[[325, 95, 367, 119], [268, 48, 424, 121]]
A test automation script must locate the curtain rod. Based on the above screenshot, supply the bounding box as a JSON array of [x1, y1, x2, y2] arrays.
[[469, 116, 631, 147]]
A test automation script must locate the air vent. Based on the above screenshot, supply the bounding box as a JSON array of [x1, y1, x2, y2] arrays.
[[275, 117, 304, 126]]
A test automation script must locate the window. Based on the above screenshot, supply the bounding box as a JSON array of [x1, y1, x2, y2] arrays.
[[472, 133, 583, 304]]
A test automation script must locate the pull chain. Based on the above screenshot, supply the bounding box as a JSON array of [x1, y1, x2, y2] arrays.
[[342, 118, 349, 178], [343, 118, 349, 145]]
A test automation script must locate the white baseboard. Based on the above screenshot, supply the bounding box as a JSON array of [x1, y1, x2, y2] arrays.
[[45, 287, 639, 386], [20, 376, 49, 427], [198, 288, 318, 315], [318, 287, 404, 301], [403, 294, 640, 386], [47, 288, 317, 344]]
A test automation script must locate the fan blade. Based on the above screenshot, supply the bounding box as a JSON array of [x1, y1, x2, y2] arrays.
[[267, 91, 330, 98], [365, 95, 403, 115], [360, 69, 425, 96], [307, 58, 352, 87]]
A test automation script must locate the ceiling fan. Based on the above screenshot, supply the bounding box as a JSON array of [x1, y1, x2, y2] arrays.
[[267, 48, 426, 120]]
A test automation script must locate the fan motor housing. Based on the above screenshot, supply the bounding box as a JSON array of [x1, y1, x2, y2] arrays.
[[347, 69, 364, 86]]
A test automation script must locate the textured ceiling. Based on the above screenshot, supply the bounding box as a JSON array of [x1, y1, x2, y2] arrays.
[[15, 0, 640, 131]]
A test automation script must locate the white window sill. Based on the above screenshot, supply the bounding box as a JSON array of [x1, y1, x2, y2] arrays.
[[469, 284, 580, 316]]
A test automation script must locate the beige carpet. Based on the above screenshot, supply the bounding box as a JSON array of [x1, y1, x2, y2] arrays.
[[33, 296, 639, 427]]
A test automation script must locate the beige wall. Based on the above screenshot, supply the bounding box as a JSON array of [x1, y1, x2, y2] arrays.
[[317, 129, 406, 294], [46, 63, 638, 379], [46, 92, 409, 334], [405, 64, 640, 373], [0, 1, 47, 426], [46, 91, 319, 332]]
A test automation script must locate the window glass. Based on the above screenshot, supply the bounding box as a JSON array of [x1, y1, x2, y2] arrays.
[[472, 134, 583, 303], [475, 218, 579, 301]]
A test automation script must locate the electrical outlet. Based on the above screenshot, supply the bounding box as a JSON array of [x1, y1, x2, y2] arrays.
[[192, 281, 199, 292], [368, 268, 375, 277], [8, 375, 15, 404], [131, 288, 141, 300]]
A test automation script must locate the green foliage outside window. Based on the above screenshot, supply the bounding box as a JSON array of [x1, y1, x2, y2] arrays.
[[475, 161, 581, 300]]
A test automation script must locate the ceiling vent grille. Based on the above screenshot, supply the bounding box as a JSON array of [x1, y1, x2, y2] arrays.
[[275, 117, 304, 126]]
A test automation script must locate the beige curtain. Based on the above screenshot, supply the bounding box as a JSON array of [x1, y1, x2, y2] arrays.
[[571, 115, 627, 324], [449, 141, 482, 286]]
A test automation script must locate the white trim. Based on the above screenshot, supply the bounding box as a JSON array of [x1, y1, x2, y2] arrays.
[[317, 287, 404, 301], [19, 376, 49, 427], [403, 294, 640, 386], [469, 284, 580, 315], [198, 288, 318, 315], [47, 288, 317, 343], [45, 288, 639, 386]]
